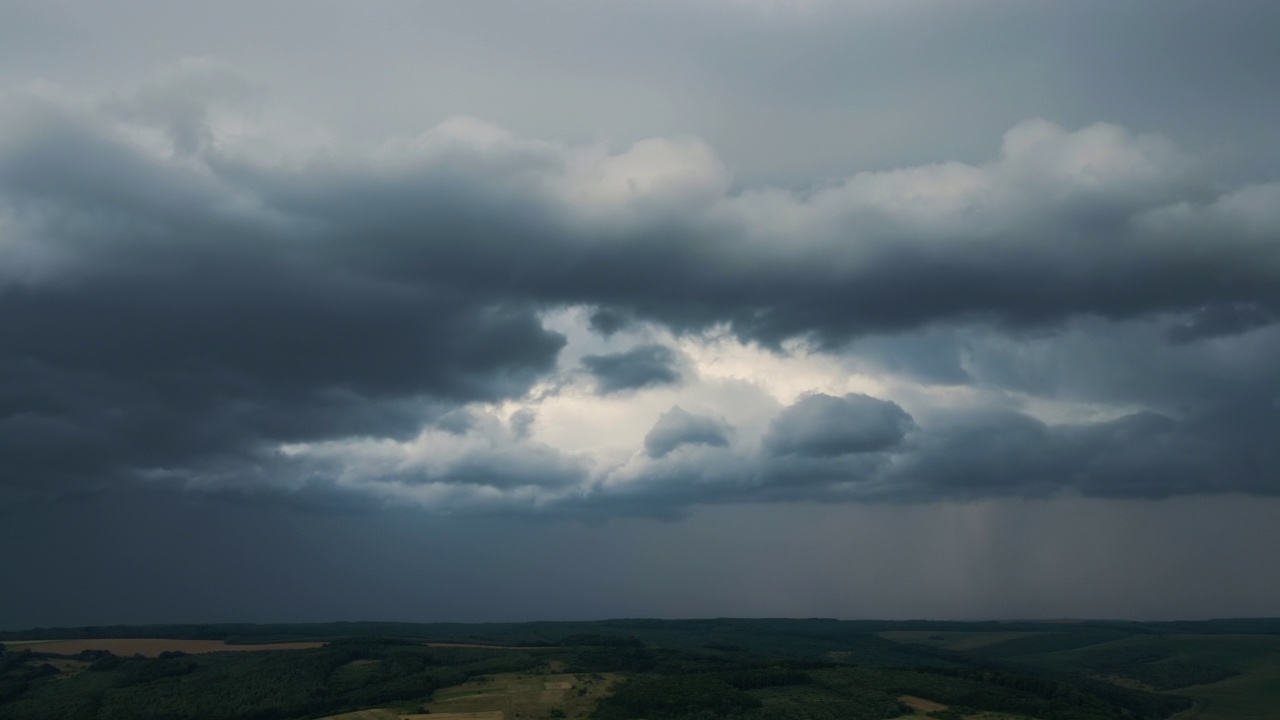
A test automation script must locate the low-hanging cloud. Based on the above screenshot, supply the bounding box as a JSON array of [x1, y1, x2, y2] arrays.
[[581, 344, 685, 394], [1, 68, 1278, 514], [763, 393, 915, 457], [644, 406, 734, 458]]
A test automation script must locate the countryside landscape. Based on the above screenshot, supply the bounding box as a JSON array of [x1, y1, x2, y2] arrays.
[[3, 618, 1278, 720], [4, 2, 1280, 720]]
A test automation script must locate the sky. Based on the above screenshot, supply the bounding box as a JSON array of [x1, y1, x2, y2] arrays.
[[2, 0, 1279, 628]]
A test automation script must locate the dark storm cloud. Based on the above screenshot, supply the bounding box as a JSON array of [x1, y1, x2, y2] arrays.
[[581, 345, 684, 395], [411, 444, 587, 491], [879, 399, 1280, 501], [763, 393, 914, 458], [2, 63, 1280, 510], [594, 391, 1280, 511], [844, 330, 973, 386], [959, 317, 1280, 413], [587, 308, 635, 338], [203, 116, 1280, 351], [1166, 303, 1276, 344], [644, 407, 733, 458], [0, 95, 565, 496]]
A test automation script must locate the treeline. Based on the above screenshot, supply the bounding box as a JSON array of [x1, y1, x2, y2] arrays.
[[8, 617, 1277, 648], [556, 635, 645, 648], [6, 618, 1277, 662]]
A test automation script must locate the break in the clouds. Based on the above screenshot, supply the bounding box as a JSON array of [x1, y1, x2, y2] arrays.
[[1, 2, 1279, 521]]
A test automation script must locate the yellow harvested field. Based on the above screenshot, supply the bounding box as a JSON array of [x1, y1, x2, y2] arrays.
[[543, 681, 573, 690], [9, 638, 325, 657], [899, 694, 949, 713]]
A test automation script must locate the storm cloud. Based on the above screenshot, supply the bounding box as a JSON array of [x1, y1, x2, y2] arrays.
[[582, 345, 685, 395], [0, 1, 1278, 521], [763, 393, 914, 458], [644, 407, 733, 458]]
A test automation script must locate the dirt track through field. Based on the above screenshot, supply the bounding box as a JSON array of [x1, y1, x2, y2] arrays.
[[9, 639, 325, 656]]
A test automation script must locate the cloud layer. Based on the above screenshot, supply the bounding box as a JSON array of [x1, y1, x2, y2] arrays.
[[1, 67, 1278, 514]]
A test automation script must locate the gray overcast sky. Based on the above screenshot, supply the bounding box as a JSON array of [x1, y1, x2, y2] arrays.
[[2, 0, 1279, 627]]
